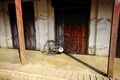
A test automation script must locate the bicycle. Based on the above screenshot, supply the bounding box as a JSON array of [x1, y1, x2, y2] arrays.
[[42, 37, 64, 55], [42, 33, 80, 55], [63, 32, 80, 54]]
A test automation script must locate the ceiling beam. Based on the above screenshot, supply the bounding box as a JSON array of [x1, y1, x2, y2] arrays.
[[0, 0, 33, 3]]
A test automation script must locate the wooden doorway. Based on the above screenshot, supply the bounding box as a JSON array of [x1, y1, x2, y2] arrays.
[[63, 8, 90, 54], [54, 0, 91, 54], [8, 1, 36, 50], [116, 17, 120, 57]]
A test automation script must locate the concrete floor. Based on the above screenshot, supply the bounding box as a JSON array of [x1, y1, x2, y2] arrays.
[[0, 48, 120, 78]]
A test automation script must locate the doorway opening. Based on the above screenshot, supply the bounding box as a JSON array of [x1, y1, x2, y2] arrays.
[[116, 17, 120, 57], [8, 1, 36, 50], [52, 0, 91, 54]]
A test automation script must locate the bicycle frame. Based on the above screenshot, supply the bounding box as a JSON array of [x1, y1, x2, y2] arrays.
[[42, 37, 64, 54], [42, 33, 79, 54]]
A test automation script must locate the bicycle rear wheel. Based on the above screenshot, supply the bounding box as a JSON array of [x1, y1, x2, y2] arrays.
[[64, 40, 80, 54], [71, 41, 80, 54]]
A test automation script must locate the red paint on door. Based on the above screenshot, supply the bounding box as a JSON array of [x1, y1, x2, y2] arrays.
[[63, 9, 89, 54], [64, 23, 88, 54], [55, 8, 90, 54]]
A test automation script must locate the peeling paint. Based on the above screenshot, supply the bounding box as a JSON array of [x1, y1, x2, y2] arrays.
[[97, 18, 111, 24], [89, 0, 113, 56], [88, 0, 97, 55], [0, 4, 13, 48], [0, 0, 114, 57], [34, 0, 54, 51], [96, 0, 113, 56]]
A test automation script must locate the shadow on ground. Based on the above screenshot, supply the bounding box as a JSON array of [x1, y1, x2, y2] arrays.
[[64, 53, 107, 76]]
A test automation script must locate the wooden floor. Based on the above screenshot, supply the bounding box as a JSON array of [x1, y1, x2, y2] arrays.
[[0, 62, 119, 80], [0, 48, 120, 80]]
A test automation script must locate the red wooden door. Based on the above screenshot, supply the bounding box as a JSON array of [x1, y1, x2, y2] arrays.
[[64, 9, 88, 54], [64, 24, 88, 54], [55, 7, 90, 54]]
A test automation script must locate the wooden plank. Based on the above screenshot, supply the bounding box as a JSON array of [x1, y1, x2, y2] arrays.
[[64, 71, 73, 79], [14, 0, 26, 64], [71, 72, 79, 80], [90, 75, 97, 80], [58, 70, 67, 78], [53, 70, 61, 77], [83, 74, 90, 80], [78, 73, 84, 80], [107, 0, 120, 78], [96, 76, 103, 80]]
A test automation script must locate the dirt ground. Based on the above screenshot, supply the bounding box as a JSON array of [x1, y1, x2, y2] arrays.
[[0, 48, 120, 78]]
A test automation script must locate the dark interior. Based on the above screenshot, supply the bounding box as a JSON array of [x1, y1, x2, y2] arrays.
[[8, 1, 36, 50], [52, 0, 91, 8], [116, 17, 120, 57], [52, 0, 91, 54]]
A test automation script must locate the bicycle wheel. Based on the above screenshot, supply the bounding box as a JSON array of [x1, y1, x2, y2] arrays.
[[68, 40, 80, 54], [64, 40, 80, 54], [63, 41, 70, 54]]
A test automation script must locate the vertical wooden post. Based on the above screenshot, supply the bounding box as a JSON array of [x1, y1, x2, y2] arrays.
[[15, 0, 26, 64], [107, 0, 120, 77]]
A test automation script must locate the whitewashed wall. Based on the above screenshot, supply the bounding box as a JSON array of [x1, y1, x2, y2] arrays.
[[34, 0, 55, 51], [88, 0, 98, 55], [0, 0, 54, 50], [0, 0, 114, 56], [0, 4, 13, 48], [96, 0, 113, 56], [88, 0, 113, 56], [47, 0, 55, 41]]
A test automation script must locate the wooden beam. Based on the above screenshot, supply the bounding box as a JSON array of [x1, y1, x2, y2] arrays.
[[107, 0, 120, 78], [15, 0, 26, 64]]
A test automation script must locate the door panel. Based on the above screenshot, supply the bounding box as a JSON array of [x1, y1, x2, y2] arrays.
[[8, 3, 19, 48], [81, 24, 87, 53], [55, 9, 64, 47], [64, 24, 88, 54], [8, 2, 36, 50], [64, 9, 88, 53], [22, 2, 36, 49], [55, 8, 89, 54]]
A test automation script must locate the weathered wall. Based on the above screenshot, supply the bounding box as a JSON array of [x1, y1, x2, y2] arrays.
[[0, 4, 13, 48], [88, 0, 98, 55], [89, 0, 113, 56], [47, 0, 55, 41], [0, 0, 114, 56], [34, 0, 55, 51], [96, 0, 113, 56], [0, 0, 54, 51]]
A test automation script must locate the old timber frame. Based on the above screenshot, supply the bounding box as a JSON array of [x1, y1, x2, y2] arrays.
[[4, 0, 119, 77], [107, 0, 120, 78], [15, 0, 26, 64]]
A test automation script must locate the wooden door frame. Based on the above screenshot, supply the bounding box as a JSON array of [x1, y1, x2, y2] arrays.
[[107, 0, 120, 77], [9, 1, 36, 50]]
